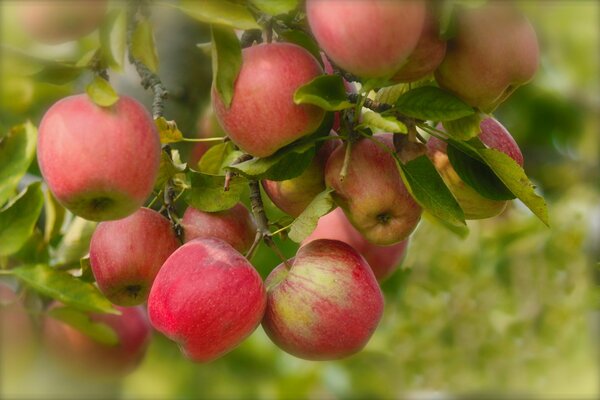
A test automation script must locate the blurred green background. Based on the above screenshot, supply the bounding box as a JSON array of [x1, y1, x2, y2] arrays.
[[1, 1, 598, 399]]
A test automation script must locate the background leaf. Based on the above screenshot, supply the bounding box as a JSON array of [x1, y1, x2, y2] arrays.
[[278, 30, 322, 64], [48, 306, 119, 346], [395, 86, 475, 121], [99, 8, 126, 70], [0, 182, 44, 257], [211, 25, 242, 108], [168, 0, 261, 30], [288, 189, 336, 243], [251, 0, 298, 16], [0, 122, 37, 206], [131, 20, 159, 73], [442, 113, 484, 141]]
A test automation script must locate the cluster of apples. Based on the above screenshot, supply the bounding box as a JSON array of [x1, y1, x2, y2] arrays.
[[25, 0, 538, 371]]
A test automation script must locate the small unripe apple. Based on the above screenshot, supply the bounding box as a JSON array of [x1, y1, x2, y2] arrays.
[[262, 239, 384, 360], [303, 208, 408, 281], [325, 134, 422, 245], [147, 238, 266, 362], [435, 3, 539, 112], [89, 208, 180, 306], [427, 117, 524, 219], [37, 94, 161, 221], [307, 0, 426, 79], [181, 203, 256, 254], [212, 43, 325, 158], [18, 0, 108, 44], [43, 304, 151, 376]]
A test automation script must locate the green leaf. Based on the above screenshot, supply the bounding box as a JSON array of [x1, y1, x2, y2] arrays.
[[442, 112, 484, 141], [79, 256, 95, 283], [397, 155, 466, 227], [167, 0, 260, 30], [75, 48, 100, 68], [423, 211, 470, 238], [211, 25, 242, 108], [395, 86, 475, 121], [185, 171, 246, 212], [478, 149, 549, 226], [48, 307, 119, 346], [32, 63, 83, 85], [447, 144, 515, 201], [43, 190, 66, 244], [279, 30, 322, 65], [252, 0, 298, 16], [99, 8, 127, 70], [10, 264, 117, 314], [53, 217, 97, 267], [85, 76, 119, 107], [155, 149, 187, 190], [288, 189, 336, 243], [155, 117, 184, 144], [294, 75, 353, 111], [357, 110, 407, 134], [131, 20, 159, 73], [197, 142, 236, 175], [0, 122, 37, 206], [0, 183, 44, 257], [375, 83, 409, 104]]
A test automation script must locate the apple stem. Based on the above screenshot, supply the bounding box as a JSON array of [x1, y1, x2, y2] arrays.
[[240, 29, 263, 48], [225, 153, 253, 191]]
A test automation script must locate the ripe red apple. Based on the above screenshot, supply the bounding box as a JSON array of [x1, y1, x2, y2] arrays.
[[435, 3, 539, 112], [181, 203, 256, 254], [307, 0, 426, 79], [38, 94, 161, 221], [325, 134, 422, 245], [427, 117, 524, 219], [212, 43, 325, 158], [393, 11, 447, 82], [303, 208, 408, 281], [89, 208, 180, 306], [147, 238, 266, 362], [262, 239, 384, 360], [18, 0, 108, 45], [43, 304, 151, 376]]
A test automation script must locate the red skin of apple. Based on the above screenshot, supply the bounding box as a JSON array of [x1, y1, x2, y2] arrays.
[[181, 203, 256, 254], [43, 304, 151, 376], [325, 134, 422, 245], [303, 208, 408, 282], [307, 0, 426, 79], [262, 239, 384, 360], [392, 11, 447, 82], [18, 0, 108, 45], [435, 3, 539, 112], [427, 117, 524, 219], [89, 208, 180, 306], [147, 238, 267, 363], [38, 94, 161, 222], [212, 43, 325, 158]]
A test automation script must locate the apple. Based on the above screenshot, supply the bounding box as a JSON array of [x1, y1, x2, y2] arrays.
[[181, 203, 256, 254], [393, 11, 447, 82], [89, 208, 180, 306], [18, 0, 108, 45], [43, 304, 151, 376], [147, 238, 266, 362], [303, 208, 408, 281], [212, 43, 325, 158], [37, 94, 161, 221], [306, 0, 426, 79], [435, 2, 539, 112], [325, 134, 422, 245], [262, 239, 384, 360], [188, 105, 226, 168], [427, 117, 524, 219]]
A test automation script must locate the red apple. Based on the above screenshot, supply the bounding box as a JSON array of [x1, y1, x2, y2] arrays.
[[303, 208, 408, 281], [262, 239, 384, 360], [147, 238, 266, 362], [427, 117, 524, 219], [181, 203, 256, 254], [43, 304, 151, 376], [212, 43, 325, 158], [37, 94, 161, 221], [89, 208, 180, 306], [325, 134, 422, 245], [307, 0, 426, 79]]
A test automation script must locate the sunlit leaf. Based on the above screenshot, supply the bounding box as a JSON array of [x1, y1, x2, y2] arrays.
[[131, 20, 159, 73], [155, 117, 184, 144], [288, 189, 335, 243], [86, 76, 119, 107], [185, 171, 246, 212], [0, 183, 44, 257], [167, 0, 260, 30], [0, 121, 37, 206]]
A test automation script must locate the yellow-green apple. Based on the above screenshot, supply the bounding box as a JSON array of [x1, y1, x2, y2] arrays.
[[393, 11, 447, 82], [18, 0, 108, 44], [427, 117, 524, 219], [303, 208, 409, 281], [89, 208, 180, 306], [212, 43, 324, 158], [307, 0, 426, 79], [181, 203, 256, 254], [435, 3, 539, 112], [262, 239, 384, 360], [38, 94, 161, 221], [147, 238, 266, 362], [43, 304, 151, 376], [325, 134, 421, 245]]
